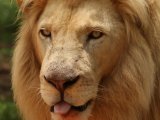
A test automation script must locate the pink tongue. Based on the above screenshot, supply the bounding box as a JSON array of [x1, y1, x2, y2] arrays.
[[54, 102, 71, 115]]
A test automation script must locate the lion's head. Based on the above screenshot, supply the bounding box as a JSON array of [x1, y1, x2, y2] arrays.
[[12, 0, 160, 120], [38, 0, 126, 119]]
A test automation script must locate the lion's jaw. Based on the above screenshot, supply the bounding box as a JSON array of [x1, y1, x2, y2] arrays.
[[38, 0, 126, 120]]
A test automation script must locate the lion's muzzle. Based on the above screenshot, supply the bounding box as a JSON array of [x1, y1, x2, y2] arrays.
[[41, 67, 92, 115], [40, 45, 98, 118]]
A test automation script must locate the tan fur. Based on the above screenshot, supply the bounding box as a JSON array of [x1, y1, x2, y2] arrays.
[[12, 0, 160, 120]]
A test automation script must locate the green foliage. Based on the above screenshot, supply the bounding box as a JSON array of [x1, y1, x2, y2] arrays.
[[0, 0, 19, 45], [0, 1, 20, 120], [0, 47, 12, 57], [0, 101, 21, 120]]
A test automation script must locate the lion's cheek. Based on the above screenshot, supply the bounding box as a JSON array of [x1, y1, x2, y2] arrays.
[[64, 83, 98, 106], [40, 82, 61, 106]]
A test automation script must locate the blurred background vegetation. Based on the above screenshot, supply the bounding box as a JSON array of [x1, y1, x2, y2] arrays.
[[0, 0, 21, 119]]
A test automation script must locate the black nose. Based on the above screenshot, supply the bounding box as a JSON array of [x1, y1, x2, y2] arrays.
[[44, 75, 80, 92]]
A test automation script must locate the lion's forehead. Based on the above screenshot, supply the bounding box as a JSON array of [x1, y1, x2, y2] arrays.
[[38, 0, 118, 32]]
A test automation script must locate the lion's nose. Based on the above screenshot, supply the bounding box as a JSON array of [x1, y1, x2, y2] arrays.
[[44, 75, 80, 92]]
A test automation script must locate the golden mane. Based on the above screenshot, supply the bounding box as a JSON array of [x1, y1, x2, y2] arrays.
[[12, 0, 160, 120]]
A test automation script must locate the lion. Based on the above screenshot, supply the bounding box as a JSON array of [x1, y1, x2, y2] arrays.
[[12, 0, 160, 120]]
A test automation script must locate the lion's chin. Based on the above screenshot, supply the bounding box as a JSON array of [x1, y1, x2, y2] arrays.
[[50, 101, 93, 120], [51, 111, 89, 120]]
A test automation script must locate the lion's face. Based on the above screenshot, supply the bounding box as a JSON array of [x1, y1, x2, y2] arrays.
[[37, 0, 126, 119]]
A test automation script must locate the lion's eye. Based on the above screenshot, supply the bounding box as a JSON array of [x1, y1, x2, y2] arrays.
[[88, 31, 104, 40], [39, 28, 51, 39]]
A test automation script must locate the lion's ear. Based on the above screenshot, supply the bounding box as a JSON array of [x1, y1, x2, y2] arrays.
[[113, 0, 150, 31], [16, 0, 23, 6], [16, 0, 34, 13]]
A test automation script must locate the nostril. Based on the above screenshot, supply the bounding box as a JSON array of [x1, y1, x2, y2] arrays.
[[44, 76, 56, 88], [44, 76, 47, 81], [72, 75, 80, 82], [63, 76, 80, 89]]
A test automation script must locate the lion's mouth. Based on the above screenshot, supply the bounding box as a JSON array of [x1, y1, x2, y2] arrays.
[[71, 100, 91, 112], [50, 100, 92, 115]]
